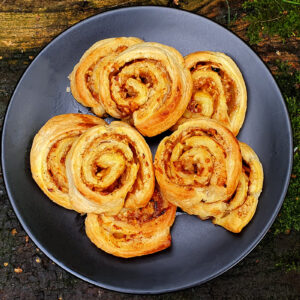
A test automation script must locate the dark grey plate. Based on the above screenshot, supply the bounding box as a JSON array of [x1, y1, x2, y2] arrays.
[[1, 6, 292, 294]]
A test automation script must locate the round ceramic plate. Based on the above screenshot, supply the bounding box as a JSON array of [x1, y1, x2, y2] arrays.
[[1, 6, 292, 294]]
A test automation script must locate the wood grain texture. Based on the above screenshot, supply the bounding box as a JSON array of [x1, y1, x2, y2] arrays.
[[0, 0, 299, 299], [0, 0, 155, 51], [0, 0, 298, 68], [0, 0, 230, 52]]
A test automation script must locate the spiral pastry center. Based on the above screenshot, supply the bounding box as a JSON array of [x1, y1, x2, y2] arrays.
[[190, 57, 244, 123], [94, 153, 126, 187], [169, 135, 226, 187], [81, 138, 138, 194], [110, 60, 170, 117], [189, 91, 214, 117], [184, 70, 226, 121]]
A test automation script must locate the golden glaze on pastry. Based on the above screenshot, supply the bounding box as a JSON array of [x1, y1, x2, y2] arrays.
[[154, 118, 242, 219], [69, 37, 143, 116], [30, 114, 105, 210], [212, 142, 263, 233], [66, 121, 155, 214], [98, 42, 193, 137], [85, 188, 176, 258], [174, 51, 247, 136]]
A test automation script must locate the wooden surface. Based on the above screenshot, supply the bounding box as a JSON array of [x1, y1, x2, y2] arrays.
[[0, 1, 299, 299]]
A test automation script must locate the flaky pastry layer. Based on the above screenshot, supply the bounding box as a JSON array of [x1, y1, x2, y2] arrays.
[[30, 114, 105, 210], [212, 142, 263, 233], [155, 117, 242, 219], [98, 42, 193, 137], [85, 189, 176, 258], [69, 37, 143, 116], [66, 121, 155, 214], [174, 51, 247, 136]]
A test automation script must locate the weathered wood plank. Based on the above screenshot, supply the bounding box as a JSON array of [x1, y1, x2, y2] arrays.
[[0, 0, 298, 72], [0, 0, 226, 52], [0, 0, 158, 12], [0, 0, 157, 51]]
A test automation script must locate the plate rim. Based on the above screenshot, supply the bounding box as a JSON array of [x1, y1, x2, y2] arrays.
[[1, 5, 293, 294]]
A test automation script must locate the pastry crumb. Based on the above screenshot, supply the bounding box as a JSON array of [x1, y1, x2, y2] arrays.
[[3, 262, 8, 267], [14, 267, 23, 273], [11, 228, 17, 236], [35, 257, 41, 263], [66, 87, 71, 92], [25, 235, 29, 243]]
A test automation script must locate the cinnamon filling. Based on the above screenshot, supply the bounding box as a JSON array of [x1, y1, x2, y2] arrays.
[[108, 58, 172, 117], [162, 128, 227, 187], [80, 134, 145, 196], [188, 78, 220, 114], [85, 61, 100, 99], [47, 134, 80, 193], [191, 61, 237, 115], [114, 190, 170, 225]]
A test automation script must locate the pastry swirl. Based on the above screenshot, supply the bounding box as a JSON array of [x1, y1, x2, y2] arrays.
[[174, 51, 247, 136], [66, 121, 155, 214], [212, 142, 263, 233], [30, 114, 105, 210], [85, 188, 176, 258], [98, 42, 193, 137], [154, 118, 242, 219], [70, 37, 143, 116]]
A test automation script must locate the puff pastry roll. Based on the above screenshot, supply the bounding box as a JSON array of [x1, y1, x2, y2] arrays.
[[70, 37, 143, 116], [154, 118, 242, 219], [85, 188, 176, 258], [66, 121, 155, 214], [98, 42, 193, 137], [30, 114, 105, 210], [174, 51, 247, 136], [212, 142, 263, 233]]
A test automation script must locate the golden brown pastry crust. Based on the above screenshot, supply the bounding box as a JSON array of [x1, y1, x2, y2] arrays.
[[69, 37, 143, 116], [154, 117, 242, 219], [30, 114, 105, 210], [85, 189, 176, 258], [212, 142, 263, 233], [173, 51, 247, 136], [66, 121, 155, 214], [98, 42, 193, 137]]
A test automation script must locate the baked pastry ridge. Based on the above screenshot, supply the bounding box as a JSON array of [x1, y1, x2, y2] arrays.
[[154, 117, 242, 219], [98, 42, 193, 137], [85, 188, 176, 258], [174, 51, 247, 136], [66, 121, 155, 214], [69, 37, 143, 116], [30, 114, 105, 210], [212, 142, 264, 233]]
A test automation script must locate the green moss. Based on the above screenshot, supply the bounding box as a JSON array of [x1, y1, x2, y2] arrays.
[[242, 0, 300, 44], [275, 247, 300, 272], [272, 62, 300, 234]]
